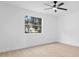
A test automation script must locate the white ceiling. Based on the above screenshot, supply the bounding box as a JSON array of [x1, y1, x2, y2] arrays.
[[3, 1, 79, 16]]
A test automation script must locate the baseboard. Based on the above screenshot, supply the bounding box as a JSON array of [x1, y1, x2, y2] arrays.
[[1, 40, 79, 53], [59, 41, 79, 47], [0, 41, 57, 53]]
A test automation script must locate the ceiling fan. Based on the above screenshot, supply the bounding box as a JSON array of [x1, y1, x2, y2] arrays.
[[44, 1, 67, 13]]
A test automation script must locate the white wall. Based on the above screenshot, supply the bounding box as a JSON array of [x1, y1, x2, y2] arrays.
[[58, 12, 79, 47], [0, 2, 57, 52]]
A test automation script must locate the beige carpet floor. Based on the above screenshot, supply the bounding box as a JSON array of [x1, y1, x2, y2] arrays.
[[0, 42, 79, 57]]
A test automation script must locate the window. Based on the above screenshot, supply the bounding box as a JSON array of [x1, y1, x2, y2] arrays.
[[25, 16, 42, 33]]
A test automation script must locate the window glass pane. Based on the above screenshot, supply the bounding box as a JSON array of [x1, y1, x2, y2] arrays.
[[25, 16, 42, 33]]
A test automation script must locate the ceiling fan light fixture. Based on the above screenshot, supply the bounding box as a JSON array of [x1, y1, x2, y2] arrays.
[[53, 7, 57, 12], [53, 7, 57, 10]]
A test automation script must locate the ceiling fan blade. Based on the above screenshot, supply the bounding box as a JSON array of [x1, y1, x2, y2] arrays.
[[57, 7, 67, 10], [58, 2, 64, 7], [44, 8, 53, 10], [44, 3, 53, 7]]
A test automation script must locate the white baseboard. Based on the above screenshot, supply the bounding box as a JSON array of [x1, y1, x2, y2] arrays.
[[59, 41, 79, 47], [0, 41, 57, 53]]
